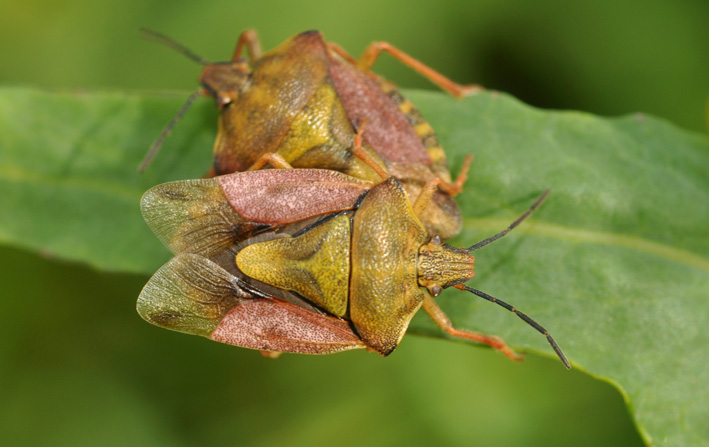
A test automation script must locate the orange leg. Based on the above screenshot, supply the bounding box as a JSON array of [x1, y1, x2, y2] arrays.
[[260, 350, 283, 359], [357, 42, 483, 98], [422, 295, 524, 362], [232, 29, 262, 62], [346, 109, 472, 201], [412, 179, 441, 217], [350, 122, 390, 180], [352, 121, 472, 200], [246, 152, 294, 171], [327, 42, 359, 65], [437, 155, 474, 196]]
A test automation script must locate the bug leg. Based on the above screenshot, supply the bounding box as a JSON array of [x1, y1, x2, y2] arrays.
[[411, 179, 442, 217], [260, 350, 283, 359], [351, 115, 472, 199], [355, 42, 483, 98], [350, 122, 390, 180], [247, 153, 294, 171], [436, 154, 474, 196], [232, 29, 262, 62], [327, 42, 359, 65], [421, 295, 524, 362]]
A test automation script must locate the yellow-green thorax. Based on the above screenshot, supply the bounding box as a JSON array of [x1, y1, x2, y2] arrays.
[[236, 213, 352, 318]]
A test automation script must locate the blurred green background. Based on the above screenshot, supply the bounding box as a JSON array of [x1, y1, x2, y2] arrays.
[[1, 0, 706, 446]]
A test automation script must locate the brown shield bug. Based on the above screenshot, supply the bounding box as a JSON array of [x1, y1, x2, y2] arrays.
[[140, 29, 482, 239], [138, 168, 570, 368]]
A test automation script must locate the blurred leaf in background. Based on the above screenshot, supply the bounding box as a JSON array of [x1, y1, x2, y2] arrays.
[[0, 1, 707, 446]]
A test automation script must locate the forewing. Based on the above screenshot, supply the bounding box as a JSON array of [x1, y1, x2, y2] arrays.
[[141, 178, 267, 256], [328, 55, 430, 165], [217, 169, 372, 223], [212, 298, 365, 354], [137, 253, 249, 337]]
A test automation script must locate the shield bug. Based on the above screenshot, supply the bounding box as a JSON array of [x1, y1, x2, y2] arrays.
[[138, 169, 570, 368], [140, 29, 481, 239]]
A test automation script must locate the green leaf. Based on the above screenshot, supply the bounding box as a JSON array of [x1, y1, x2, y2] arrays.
[[0, 86, 707, 447], [0, 87, 216, 272]]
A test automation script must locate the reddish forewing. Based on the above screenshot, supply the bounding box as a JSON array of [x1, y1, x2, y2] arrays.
[[211, 299, 365, 354], [217, 169, 372, 224], [327, 54, 431, 165]]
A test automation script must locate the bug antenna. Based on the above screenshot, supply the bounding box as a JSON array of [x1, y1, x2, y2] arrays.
[[468, 189, 550, 252], [138, 90, 201, 172], [140, 28, 210, 65], [456, 284, 570, 369]]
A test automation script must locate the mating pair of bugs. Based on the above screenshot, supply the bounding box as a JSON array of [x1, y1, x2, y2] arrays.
[[138, 30, 570, 368]]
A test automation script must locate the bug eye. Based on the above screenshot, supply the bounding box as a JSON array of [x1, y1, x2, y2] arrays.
[[218, 96, 232, 108]]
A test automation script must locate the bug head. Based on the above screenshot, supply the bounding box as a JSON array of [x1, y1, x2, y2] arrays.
[[418, 235, 475, 297], [199, 60, 251, 109], [140, 28, 252, 110]]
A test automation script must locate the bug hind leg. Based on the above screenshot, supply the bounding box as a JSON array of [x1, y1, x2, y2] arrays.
[[421, 295, 524, 362], [353, 41, 483, 98], [232, 29, 262, 62], [247, 153, 295, 171]]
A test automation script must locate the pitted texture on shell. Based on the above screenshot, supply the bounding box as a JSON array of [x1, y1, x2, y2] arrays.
[[418, 242, 475, 290], [212, 299, 365, 354], [204, 30, 463, 239], [236, 213, 352, 317], [212, 31, 330, 174], [349, 177, 429, 355], [218, 169, 371, 224]]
